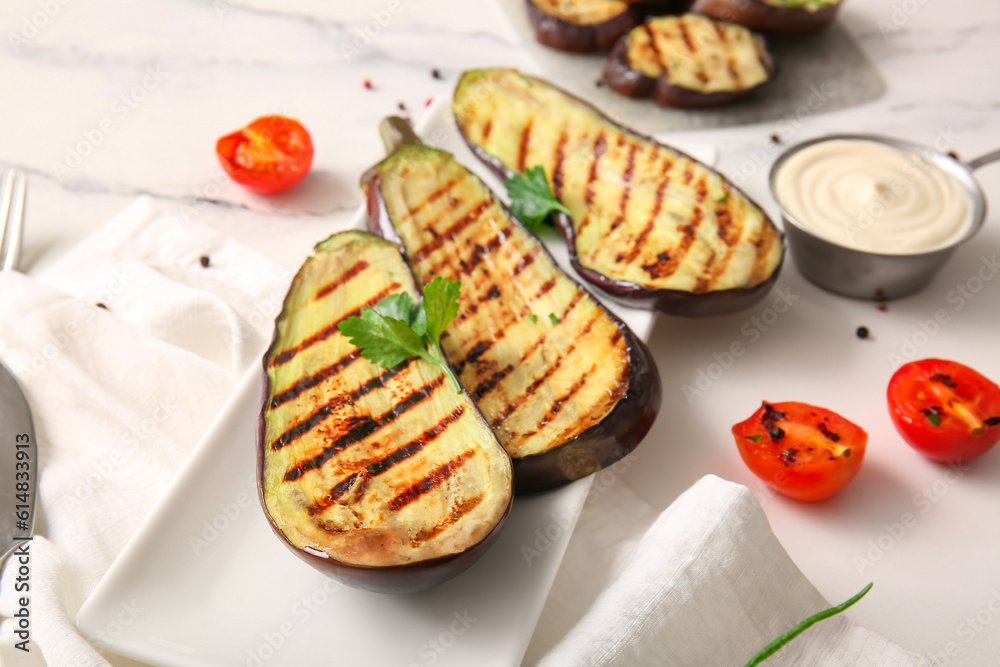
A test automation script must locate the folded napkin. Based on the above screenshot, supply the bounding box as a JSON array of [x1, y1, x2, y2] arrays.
[[525, 475, 935, 667], [0, 197, 292, 666]]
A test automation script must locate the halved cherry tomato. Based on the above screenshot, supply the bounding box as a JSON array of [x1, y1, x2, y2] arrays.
[[887, 359, 1000, 462], [216, 115, 313, 194], [732, 401, 867, 501]]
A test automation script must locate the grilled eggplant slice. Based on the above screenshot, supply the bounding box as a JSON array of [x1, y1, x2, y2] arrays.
[[366, 142, 660, 493], [453, 68, 784, 317], [689, 0, 843, 34], [526, 0, 669, 53], [603, 14, 775, 108], [258, 230, 513, 593]]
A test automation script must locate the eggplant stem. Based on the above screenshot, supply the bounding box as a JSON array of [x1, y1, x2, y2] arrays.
[[744, 582, 873, 667], [379, 116, 423, 155], [360, 116, 424, 188]]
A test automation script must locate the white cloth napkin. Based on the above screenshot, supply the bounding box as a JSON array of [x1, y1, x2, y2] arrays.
[[525, 475, 935, 666], [0, 197, 292, 666], [0, 197, 933, 667]]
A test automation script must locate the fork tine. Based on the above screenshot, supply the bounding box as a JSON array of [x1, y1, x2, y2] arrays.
[[0, 169, 26, 272]]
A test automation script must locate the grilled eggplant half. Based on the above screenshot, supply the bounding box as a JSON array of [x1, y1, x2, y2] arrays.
[[689, 0, 843, 34], [603, 14, 775, 108], [366, 141, 660, 493], [453, 68, 784, 317], [526, 0, 681, 53], [258, 230, 513, 593]]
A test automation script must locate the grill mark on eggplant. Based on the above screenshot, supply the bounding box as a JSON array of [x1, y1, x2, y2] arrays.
[[430, 222, 514, 288], [517, 119, 533, 172], [577, 133, 607, 234], [471, 364, 515, 401], [694, 251, 716, 294], [489, 300, 591, 431], [412, 494, 484, 545], [513, 246, 540, 277], [643, 23, 664, 74], [534, 369, 592, 432], [388, 449, 477, 512], [535, 277, 557, 300], [307, 404, 464, 515], [283, 415, 380, 481], [409, 178, 458, 218], [609, 142, 639, 233], [726, 56, 741, 88], [678, 18, 696, 55], [560, 289, 584, 320], [642, 205, 702, 280], [749, 225, 779, 285], [619, 173, 668, 265], [411, 199, 492, 264], [274, 364, 434, 453], [315, 260, 369, 301], [270, 283, 402, 367], [552, 129, 568, 199], [714, 197, 736, 246], [270, 350, 361, 409]]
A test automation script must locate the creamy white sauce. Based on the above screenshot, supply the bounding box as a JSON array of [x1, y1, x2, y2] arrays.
[[774, 139, 972, 254]]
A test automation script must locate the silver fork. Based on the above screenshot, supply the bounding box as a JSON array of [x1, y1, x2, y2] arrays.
[[0, 169, 27, 272]]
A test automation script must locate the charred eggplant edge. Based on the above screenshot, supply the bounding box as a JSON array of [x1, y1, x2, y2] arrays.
[[601, 21, 777, 109], [366, 161, 662, 494], [256, 231, 514, 594], [453, 70, 785, 318], [688, 0, 841, 34]]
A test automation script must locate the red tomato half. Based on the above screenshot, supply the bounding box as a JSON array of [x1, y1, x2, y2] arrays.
[[887, 359, 1000, 462], [732, 401, 867, 501], [216, 115, 314, 194]]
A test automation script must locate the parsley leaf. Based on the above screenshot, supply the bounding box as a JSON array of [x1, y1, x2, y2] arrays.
[[505, 166, 570, 231], [338, 278, 463, 392], [423, 276, 461, 343]]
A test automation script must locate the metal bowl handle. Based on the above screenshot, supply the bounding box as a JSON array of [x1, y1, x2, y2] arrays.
[[967, 149, 1000, 172]]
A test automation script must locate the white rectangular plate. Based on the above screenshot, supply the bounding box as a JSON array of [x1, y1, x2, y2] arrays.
[[76, 100, 715, 666]]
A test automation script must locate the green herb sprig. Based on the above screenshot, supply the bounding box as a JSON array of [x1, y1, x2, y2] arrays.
[[504, 166, 570, 231], [744, 582, 873, 667], [338, 277, 462, 393]]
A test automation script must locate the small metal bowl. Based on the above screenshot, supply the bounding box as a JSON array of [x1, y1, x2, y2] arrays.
[[768, 134, 999, 300]]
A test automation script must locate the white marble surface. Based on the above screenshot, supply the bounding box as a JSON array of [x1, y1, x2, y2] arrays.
[[3, 0, 1000, 664]]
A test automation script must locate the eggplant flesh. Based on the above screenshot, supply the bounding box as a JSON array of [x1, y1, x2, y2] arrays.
[[689, 0, 842, 34], [603, 14, 775, 108], [453, 68, 784, 317], [258, 230, 513, 593], [367, 144, 660, 492]]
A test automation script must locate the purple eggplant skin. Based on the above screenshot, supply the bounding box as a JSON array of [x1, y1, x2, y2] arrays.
[[601, 28, 776, 109], [689, 0, 841, 34], [365, 166, 662, 494], [256, 232, 514, 594], [456, 120, 785, 318]]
